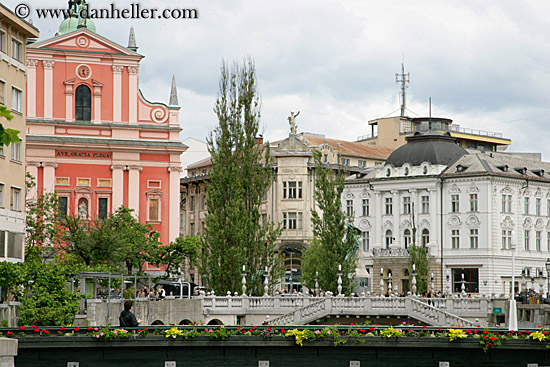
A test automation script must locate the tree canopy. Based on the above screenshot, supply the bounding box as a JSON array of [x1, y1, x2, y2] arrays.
[[201, 58, 281, 295], [302, 150, 358, 294]]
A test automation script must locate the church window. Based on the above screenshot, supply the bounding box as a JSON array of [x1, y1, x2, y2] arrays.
[[75, 84, 91, 120]]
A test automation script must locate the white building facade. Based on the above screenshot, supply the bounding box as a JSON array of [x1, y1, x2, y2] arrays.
[[345, 131, 550, 297]]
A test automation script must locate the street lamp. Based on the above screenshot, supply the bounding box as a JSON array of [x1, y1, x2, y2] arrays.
[[545, 259, 550, 299], [508, 235, 517, 331]]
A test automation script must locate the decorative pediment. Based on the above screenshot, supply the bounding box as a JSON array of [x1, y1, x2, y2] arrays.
[[448, 184, 461, 194], [467, 185, 479, 193], [523, 217, 533, 229], [467, 215, 480, 229], [501, 185, 513, 194], [28, 29, 141, 57], [145, 189, 163, 198], [535, 219, 544, 231], [501, 216, 515, 229], [382, 220, 393, 230], [74, 186, 93, 195], [274, 136, 309, 153], [419, 219, 430, 229], [359, 219, 371, 230], [535, 188, 543, 198], [399, 219, 411, 230], [360, 189, 371, 198], [448, 216, 462, 229], [345, 193, 355, 199]]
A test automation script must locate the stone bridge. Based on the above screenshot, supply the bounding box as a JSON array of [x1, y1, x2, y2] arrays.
[[3, 295, 544, 327]]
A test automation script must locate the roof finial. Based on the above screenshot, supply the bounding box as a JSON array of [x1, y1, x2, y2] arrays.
[[128, 26, 138, 52], [169, 75, 179, 106]]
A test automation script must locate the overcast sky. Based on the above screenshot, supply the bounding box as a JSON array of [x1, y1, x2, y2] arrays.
[[6, 0, 550, 159]]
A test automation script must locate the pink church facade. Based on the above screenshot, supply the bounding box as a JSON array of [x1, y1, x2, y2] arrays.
[[25, 26, 186, 267]]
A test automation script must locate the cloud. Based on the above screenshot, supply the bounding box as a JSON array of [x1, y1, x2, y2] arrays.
[[5, 0, 550, 159]]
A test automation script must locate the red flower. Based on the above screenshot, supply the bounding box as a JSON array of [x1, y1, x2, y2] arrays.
[[32, 325, 36, 327], [477, 325, 481, 328], [543, 332, 548, 335], [237, 326, 242, 330], [483, 330, 488, 334], [525, 330, 530, 334], [74, 327, 80, 332], [61, 327, 65, 331], [57, 331, 61, 334], [241, 330, 246, 333], [43, 330, 49, 334], [350, 323, 354, 326], [484, 335, 488, 339], [34, 328, 39, 333], [407, 329, 411, 332], [252, 326, 257, 329], [20, 326, 25, 330], [465, 330, 471, 333], [485, 344, 489, 347], [360, 329, 366, 333], [518, 332, 522, 335], [145, 328, 149, 331], [473, 330, 478, 334], [281, 328, 285, 333], [370, 327, 374, 331], [490, 337, 497, 341], [422, 325, 427, 328], [7, 331, 13, 335], [88, 327, 93, 331], [138, 329, 142, 332], [267, 328, 271, 331]]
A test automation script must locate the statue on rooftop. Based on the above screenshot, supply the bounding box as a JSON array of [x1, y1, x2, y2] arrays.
[[288, 111, 300, 135]]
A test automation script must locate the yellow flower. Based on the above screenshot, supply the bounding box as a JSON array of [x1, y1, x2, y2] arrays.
[[529, 331, 547, 342]]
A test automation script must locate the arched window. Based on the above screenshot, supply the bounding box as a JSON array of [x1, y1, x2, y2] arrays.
[[403, 229, 411, 249], [75, 84, 91, 120], [422, 228, 430, 247], [385, 229, 393, 249]]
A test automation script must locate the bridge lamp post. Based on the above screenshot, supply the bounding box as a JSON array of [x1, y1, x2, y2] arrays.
[[508, 239, 518, 331], [315, 271, 319, 297], [380, 267, 384, 296], [337, 264, 343, 296], [411, 264, 417, 296], [241, 265, 247, 297], [545, 259, 550, 299]]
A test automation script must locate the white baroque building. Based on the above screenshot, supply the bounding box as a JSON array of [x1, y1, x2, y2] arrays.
[[345, 131, 550, 297]]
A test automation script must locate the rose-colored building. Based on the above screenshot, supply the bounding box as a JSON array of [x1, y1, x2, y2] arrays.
[[25, 13, 186, 267]]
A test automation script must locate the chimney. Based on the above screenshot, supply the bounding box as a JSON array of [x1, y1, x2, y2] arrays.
[[255, 134, 263, 145]]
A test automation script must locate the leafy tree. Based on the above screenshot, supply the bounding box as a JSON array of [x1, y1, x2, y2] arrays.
[[201, 58, 281, 295], [153, 235, 201, 279], [408, 244, 429, 294], [25, 174, 64, 262], [18, 261, 82, 326], [0, 105, 20, 146], [302, 150, 357, 294], [61, 207, 160, 273]]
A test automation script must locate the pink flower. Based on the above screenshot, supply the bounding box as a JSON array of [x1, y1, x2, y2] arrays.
[[220, 325, 225, 328], [204, 328, 209, 332], [327, 330, 331, 334], [315, 330, 321, 334], [94, 328, 99, 331], [113, 331, 118, 334], [209, 329, 213, 333], [100, 332, 104, 336], [95, 335, 100, 339]]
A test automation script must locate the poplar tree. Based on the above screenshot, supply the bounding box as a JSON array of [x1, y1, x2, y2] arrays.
[[302, 150, 357, 294], [201, 58, 281, 295]]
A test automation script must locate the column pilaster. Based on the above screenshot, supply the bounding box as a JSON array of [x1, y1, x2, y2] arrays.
[[392, 190, 400, 248], [169, 166, 183, 242], [128, 165, 142, 217], [42, 162, 58, 193], [111, 165, 125, 210], [128, 66, 138, 123], [26, 59, 38, 118], [375, 191, 382, 247], [43, 60, 55, 119], [112, 65, 123, 122]]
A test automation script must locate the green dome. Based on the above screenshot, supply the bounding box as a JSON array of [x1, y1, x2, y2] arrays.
[[58, 16, 96, 35]]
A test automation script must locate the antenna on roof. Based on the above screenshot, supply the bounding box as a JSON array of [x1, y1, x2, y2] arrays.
[[395, 60, 410, 118]]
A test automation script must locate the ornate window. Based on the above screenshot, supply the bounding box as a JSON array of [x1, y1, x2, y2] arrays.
[[385, 229, 393, 249], [403, 197, 411, 215], [362, 231, 369, 251], [421, 195, 429, 214], [524, 230, 530, 251], [451, 230, 460, 249], [536, 198, 541, 216], [451, 194, 460, 213], [362, 199, 369, 216], [502, 194, 512, 213], [58, 196, 68, 218], [422, 228, 429, 247], [403, 229, 411, 249], [385, 197, 392, 215], [146, 189, 162, 222], [469, 193, 478, 212], [75, 84, 91, 120], [502, 229, 511, 250], [536, 231, 542, 252], [469, 229, 478, 249], [98, 197, 108, 220], [524, 197, 530, 215], [346, 200, 353, 216]]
